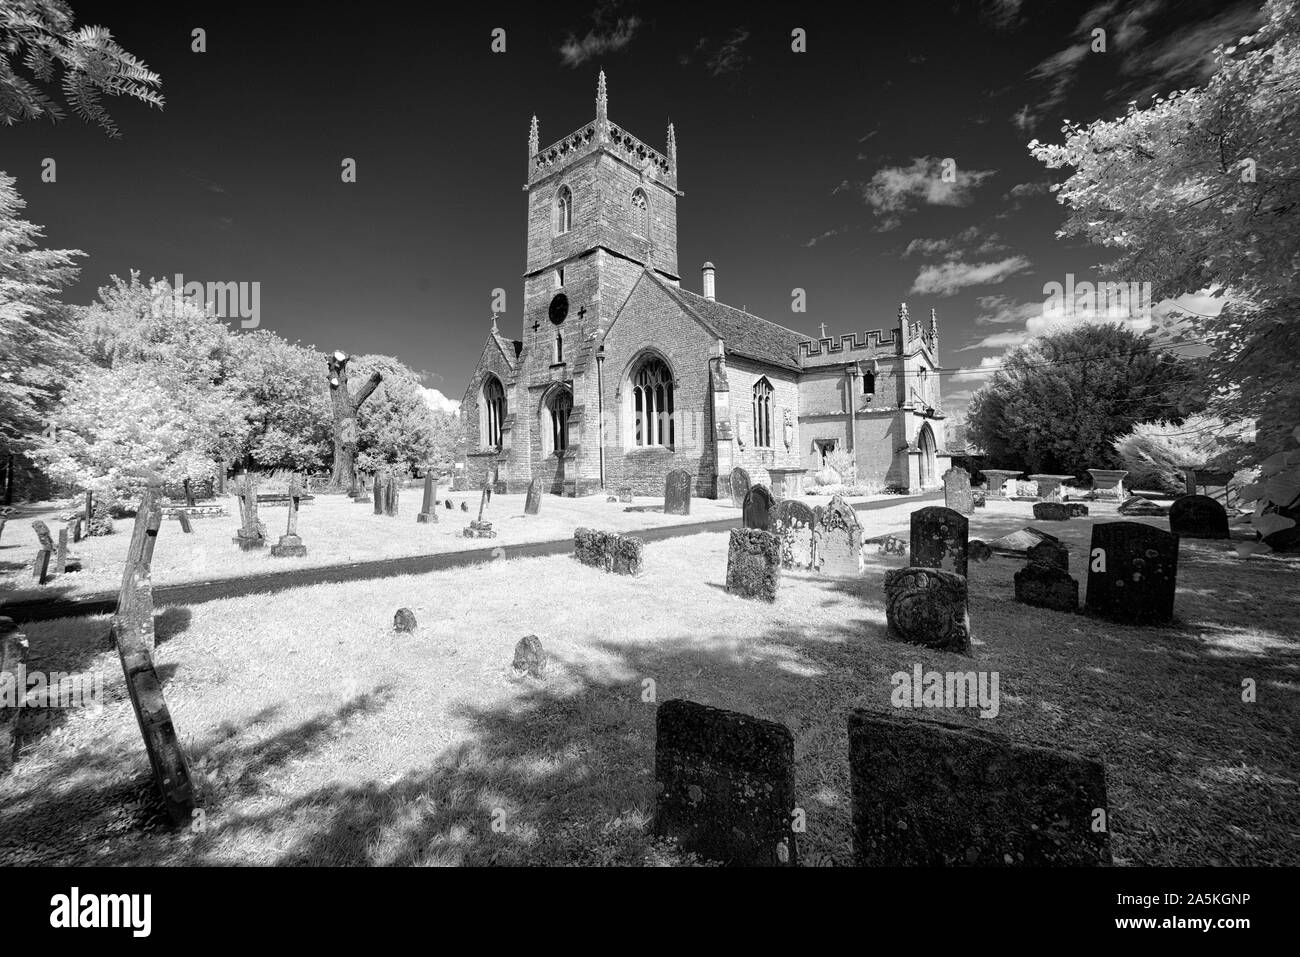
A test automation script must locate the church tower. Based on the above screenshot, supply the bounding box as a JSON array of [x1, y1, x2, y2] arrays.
[[517, 71, 681, 495]]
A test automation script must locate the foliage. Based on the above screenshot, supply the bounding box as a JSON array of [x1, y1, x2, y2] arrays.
[[1029, 0, 1300, 457], [0, 171, 84, 455], [0, 0, 163, 137], [825, 448, 856, 484], [227, 331, 332, 471], [1237, 424, 1300, 555], [1113, 416, 1254, 493], [351, 354, 439, 476], [966, 324, 1194, 475]]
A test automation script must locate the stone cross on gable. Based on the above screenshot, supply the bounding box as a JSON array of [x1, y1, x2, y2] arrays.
[[819, 322, 827, 339]]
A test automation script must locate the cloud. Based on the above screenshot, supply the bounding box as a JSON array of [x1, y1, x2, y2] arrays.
[[951, 355, 1004, 382], [972, 294, 1043, 326], [421, 388, 461, 416], [859, 157, 997, 231], [981, 0, 1025, 31], [960, 330, 1032, 352], [804, 226, 851, 248], [1006, 180, 1052, 199], [705, 28, 751, 76], [909, 256, 1030, 296], [559, 3, 641, 67], [905, 227, 1008, 259]]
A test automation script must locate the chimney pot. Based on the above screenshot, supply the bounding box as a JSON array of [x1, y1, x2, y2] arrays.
[[702, 262, 716, 301]]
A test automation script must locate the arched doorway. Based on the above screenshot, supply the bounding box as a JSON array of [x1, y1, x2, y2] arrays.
[[918, 423, 937, 488]]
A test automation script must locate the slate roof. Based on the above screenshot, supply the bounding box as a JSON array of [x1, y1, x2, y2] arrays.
[[645, 272, 805, 372]]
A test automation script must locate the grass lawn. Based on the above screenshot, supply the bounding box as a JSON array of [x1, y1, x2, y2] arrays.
[[1, 499, 1296, 866]]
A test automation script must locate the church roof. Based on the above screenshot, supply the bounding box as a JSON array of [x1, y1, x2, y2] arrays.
[[645, 272, 805, 372]]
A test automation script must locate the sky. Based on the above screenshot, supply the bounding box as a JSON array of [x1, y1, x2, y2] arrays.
[[1, 0, 1259, 418]]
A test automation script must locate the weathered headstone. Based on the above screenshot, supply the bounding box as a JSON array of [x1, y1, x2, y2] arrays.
[[524, 478, 542, 516], [70, 516, 82, 543], [770, 499, 816, 568], [83, 490, 93, 526], [972, 491, 987, 509], [460, 501, 469, 512], [1085, 522, 1178, 624], [1168, 494, 1228, 540], [383, 471, 400, 517], [1066, 503, 1090, 518], [942, 467, 974, 515], [813, 494, 864, 577], [573, 527, 644, 575], [664, 469, 692, 516], [910, 506, 969, 579], [847, 710, 1110, 865], [32, 548, 50, 583], [1027, 540, 1069, 570], [968, 540, 993, 563], [1014, 562, 1079, 612], [31, 520, 56, 552], [1032, 502, 1072, 522], [725, 528, 781, 601], [511, 635, 547, 679], [729, 467, 751, 509], [177, 511, 193, 533], [232, 474, 266, 550], [55, 527, 69, 574], [0, 617, 28, 772], [871, 534, 908, 557], [653, 699, 797, 867], [445, 499, 454, 509], [393, 608, 417, 632], [417, 473, 439, 524], [883, 567, 970, 653], [617, 485, 634, 503], [373, 470, 385, 515], [742, 484, 775, 531], [271, 474, 307, 557]]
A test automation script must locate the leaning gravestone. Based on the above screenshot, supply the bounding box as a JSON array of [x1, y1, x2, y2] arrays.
[[55, 528, 69, 574], [813, 494, 864, 577], [729, 467, 751, 509], [417, 473, 439, 524], [177, 511, 193, 534], [653, 699, 797, 867], [32, 549, 50, 584], [30, 520, 56, 553], [770, 499, 816, 568], [910, 506, 969, 579], [847, 710, 1110, 865], [1168, 494, 1228, 540], [524, 477, 542, 516], [883, 567, 971, 653], [1032, 502, 1072, 522], [1118, 496, 1166, 517], [725, 528, 781, 601], [231, 474, 266, 550], [742, 484, 775, 531], [942, 467, 974, 516], [1086, 522, 1178, 624], [664, 469, 692, 516]]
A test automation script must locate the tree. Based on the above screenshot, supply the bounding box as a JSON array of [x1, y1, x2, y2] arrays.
[[227, 332, 332, 472], [349, 354, 438, 478], [965, 324, 1195, 476], [326, 352, 381, 494], [1, 0, 163, 137], [1028, 0, 1300, 456], [1113, 416, 1254, 494]]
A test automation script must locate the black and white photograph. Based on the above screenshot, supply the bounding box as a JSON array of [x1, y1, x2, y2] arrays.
[[0, 0, 1295, 934]]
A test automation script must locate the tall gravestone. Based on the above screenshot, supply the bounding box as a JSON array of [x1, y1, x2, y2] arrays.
[[771, 499, 815, 568], [417, 473, 439, 523], [848, 710, 1111, 866], [373, 470, 385, 515], [524, 478, 542, 516], [813, 494, 864, 577], [910, 506, 969, 579], [725, 528, 781, 601], [1086, 522, 1178, 624], [942, 467, 974, 515], [32, 549, 50, 584], [232, 474, 266, 550], [1168, 494, 1228, 540], [883, 567, 971, 653], [383, 471, 400, 517], [742, 484, 775, 531], [653, 699, 798, 867], [664, 469, 692, 516], [270, 473, 307, 557], [729, 467, 751, 509]]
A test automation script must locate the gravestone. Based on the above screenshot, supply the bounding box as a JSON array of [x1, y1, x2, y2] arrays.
[[653, 699, 797, 867], [0, 617, 28, 772], [770, 499, 816, 568], [1086, 522, 1178, 624], [1066, 503, 1090, 518], [617, 485, 634, 503], [664, 469, 692, 516], [70, 517, 82, 542], [417, 473, 439, 524], [1168, 494, 1228, 540], [445, 499, 453, 509], [1032, 502, 1072, 522], [847, 710, 1110, 866], [1027, 540, 1069, 570], [460, 501, 469, 512], [1087, 469, 1128, 501], [968, 540, 993, 563], [383, 471, 400, 517], [742, 484, 775, 531], [1029, 473, 1075, 502], [729, 467, 752, 509], [84, 490, 93, 526], [393, 608, 417, 632], [813, 494, 864, 577], [232, 474, 266, 550], [32, 549, 50, 584], [982, 469, 1023, 499], [910, 506, 969, 579], [725, 528, 781, 601], [353, 473, 371, 503], [31, 520, 56, 552], [972, 491, 987, 509], [511, 635, 546, 679], [872, 534, 907, 557], [524, 478, 542, 516], [883, 567, 970, 653], [270, 474, 307, 557], [1118, 496, 1167, 517], [0, 517, 6, 542], [55, 528, 69, 574], [372, 471, 385, 514], [942, 467, 974, 515], [177, 511, 193, 534], [573, 527, 644, 576], [1014, 562, 1079, 612]]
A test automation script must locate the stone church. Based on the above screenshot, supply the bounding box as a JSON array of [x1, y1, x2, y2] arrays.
[[459, 73, 949, 500]]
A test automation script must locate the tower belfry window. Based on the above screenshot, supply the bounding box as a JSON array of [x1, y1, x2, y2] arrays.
[[631, 188, 648, 235], [555, 186, 573, 234]]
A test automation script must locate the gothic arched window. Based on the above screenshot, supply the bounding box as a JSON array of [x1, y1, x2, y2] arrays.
[[630, 188, 648, 235], [549, 389, 572, 454], [632, 356, 674, 448], [481, 376, 505, 449], [862, 370, 876, 395], [555, 185, 573, 235], [555, 331, 564, 364], [752, 377, 774, 448]]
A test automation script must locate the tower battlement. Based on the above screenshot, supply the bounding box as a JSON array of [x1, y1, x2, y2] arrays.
[[798, 328, 901, 362]]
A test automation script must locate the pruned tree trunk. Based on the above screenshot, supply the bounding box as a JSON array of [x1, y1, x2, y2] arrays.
[[327, 352, 382, 496]]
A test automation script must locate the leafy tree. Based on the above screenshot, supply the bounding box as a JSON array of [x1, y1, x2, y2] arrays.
[[965, 324, 1195, 476], [1028, 0, 1300, 456], [1113, 416, 1253, 493], [227, 332, 332, 472], [350, 354, 438, 478], [0, 0, 163, 137]]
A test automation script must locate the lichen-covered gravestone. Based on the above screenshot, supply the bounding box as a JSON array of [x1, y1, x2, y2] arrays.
[[883, 567, 970, 653], [232, 474, 266, 550], [813, 494, 864, 577], [771, 499, 815, 568], [1168, 494, 1228, 540], [372, 470, 385, 515], [1015, 540, 1078, 613], [617, 485, 634, 503], [1027, 540, 1069, 570], [742, 484, 775, 531], [511, 635, 546, 679], [664, 469, 692, 516], [910, 506, 968, 579], [653, 699, 797, 867], [729, 467, 751, 509], [417, 473, 439, 524], [393, 608, 417, 632], [725, 528, 781, 601], [1032, 502, 1072, 522], [1086, 521, 1178, 624], [847, 710, 1110, 866], [942, 467, 974, 515], [524, 477, 542, 516], [573, 527, 643, 575]]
